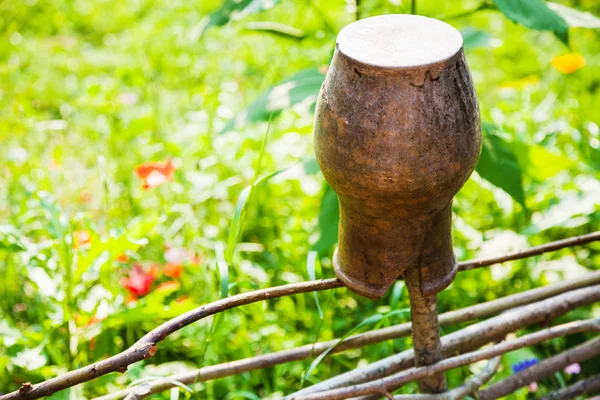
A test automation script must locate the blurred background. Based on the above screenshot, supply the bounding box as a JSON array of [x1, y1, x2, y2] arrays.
[[1, 0, 599, 398]]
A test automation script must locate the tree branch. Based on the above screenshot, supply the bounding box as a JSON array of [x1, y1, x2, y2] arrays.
[[478, 339, 600, 399], [290, 284, 600, 397], [0, 279, 342, 400], [96, 271, 600, 400], [458, 231, 600, 271], [539, 374, 600, 400], [385, 355, 502, 400], [291, 320, 600, 400], [1, 232, 599, 400], [404, 267, 446, 393]]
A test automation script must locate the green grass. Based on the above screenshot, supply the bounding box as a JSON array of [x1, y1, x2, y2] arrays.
[[1, 0, 600, 398]]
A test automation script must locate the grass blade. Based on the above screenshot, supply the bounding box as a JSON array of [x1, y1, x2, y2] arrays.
[[303, 308, 410, 382], [225, 120, 271, 264]]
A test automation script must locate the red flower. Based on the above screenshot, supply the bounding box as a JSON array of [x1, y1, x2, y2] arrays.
[[73, 231, 92, 249], [120, 264, 155, 297], [135, 160, 176, 190], [116, 253, 129, 263], [163, 263, 183, 278]]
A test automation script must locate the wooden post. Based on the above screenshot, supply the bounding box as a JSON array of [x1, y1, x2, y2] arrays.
[[313, 14, 481, 393], [404, 267, 447, 392]]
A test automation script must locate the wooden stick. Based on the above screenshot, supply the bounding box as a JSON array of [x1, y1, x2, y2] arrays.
[[404, 267, 446, 393], [386, 355, 502, 400], [292, 321, 600, 399], [0, 279, 342, 400], [289, 284, 600, 397], [458, 231, 600, 271], [478, 340, 600, 399], [539, 374, 600, 400], [95, 271, 600, 400]]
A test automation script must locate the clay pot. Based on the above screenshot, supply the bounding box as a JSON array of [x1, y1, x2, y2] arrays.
[[314, 15, 481, 299]]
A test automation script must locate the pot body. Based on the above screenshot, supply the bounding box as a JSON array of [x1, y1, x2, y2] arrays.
[[314, 45, 481, 299]]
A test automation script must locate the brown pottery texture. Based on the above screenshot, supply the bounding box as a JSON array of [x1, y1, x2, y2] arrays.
[[314, 15, 482, 299]]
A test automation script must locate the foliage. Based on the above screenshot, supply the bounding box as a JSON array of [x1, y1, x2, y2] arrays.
[[1, 0, 600, 398]]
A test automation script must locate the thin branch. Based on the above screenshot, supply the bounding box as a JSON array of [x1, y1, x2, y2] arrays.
[[96, 271, 600, 400], [0, 279, 342, 400], [442, 355, 501, 400], [404, 268, 446, 393], [2, 232, 599, 400], [290, 284, 600, 397], [539, 374, 600, 400], [457, 231, 600, 271], [478, 339, 600, 399], [386, 355, 502, 400], [292, 320, 600, 400]]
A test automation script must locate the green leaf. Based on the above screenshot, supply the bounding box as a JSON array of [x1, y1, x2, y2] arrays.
[[476, 124, 527, 208], [244, 21, 305, 40], [547, 3, 600, 28], [226, 185, 253, 264], [225, 122, 270, 263], [221, 68, 325, 134], [460, 28, 499, 50], [303, 308, 409, 380], [204, 0, 280, 31], [493, 0, 569, 45], [302, 157, 321, 175], [13, 344, 47, 370], [306, 251, 322, 318], [510, 142, 574, 181], [0, 225, 27, 252], [223, 391, 261, 400], [216, 242, 229, 300], [312, 184, 340, 255]]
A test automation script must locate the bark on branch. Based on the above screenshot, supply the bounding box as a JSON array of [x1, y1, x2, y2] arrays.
[[292, 320, 600, 400], [539, 374, 600, 400], [0, 279, 342, 400], [290, 284, 600, 397], [404, 267, 446, 393], [478, 339, 600, 399], [457, 231, 600, 271], [388, 355, 502, 400], [97, 271, 600, 400]]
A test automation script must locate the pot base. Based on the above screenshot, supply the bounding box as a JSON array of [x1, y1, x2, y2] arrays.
[[333, 247, 459, 299], [333, 248, 390, 300]]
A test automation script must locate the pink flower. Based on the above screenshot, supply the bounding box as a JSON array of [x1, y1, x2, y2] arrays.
[[118, 93, 138, 105], [528, 381, 538, 393], [564, 363, 581, 375], [73, 231, 92, 249], [164, 247, 194, 264]]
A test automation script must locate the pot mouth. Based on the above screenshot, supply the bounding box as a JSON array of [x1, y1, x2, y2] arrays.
[[336, 14, 463, 69]]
